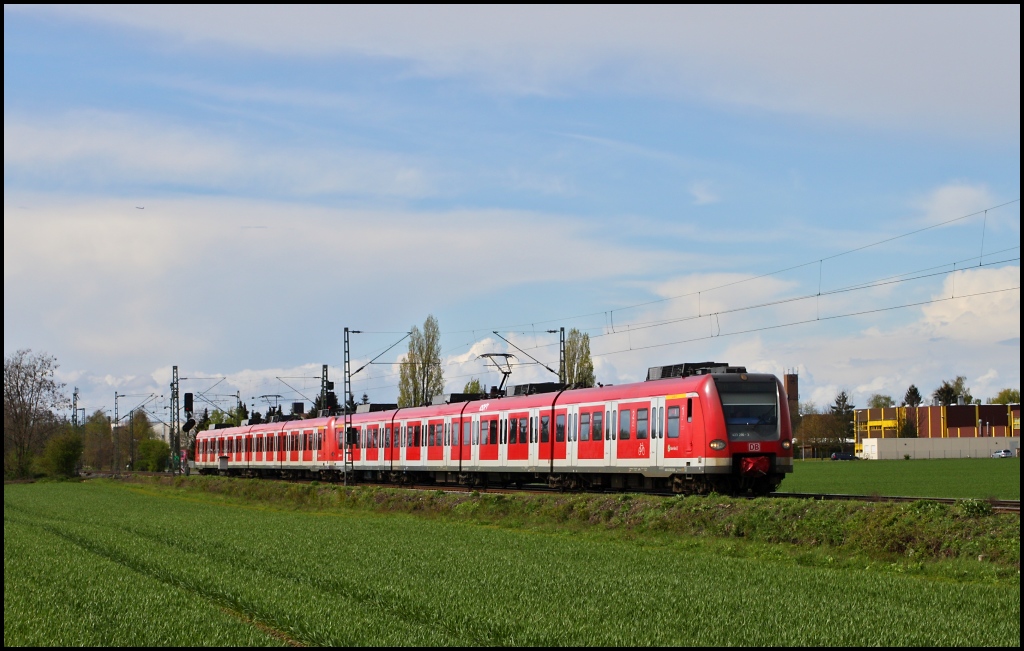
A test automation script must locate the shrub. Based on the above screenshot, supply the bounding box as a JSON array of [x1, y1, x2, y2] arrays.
[[137, 439, 171, 472], [40, 432, 83, 478]]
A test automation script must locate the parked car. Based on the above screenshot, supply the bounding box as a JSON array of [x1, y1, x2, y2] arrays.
[[830, 452, 857, 460], [990, 449, 1013, 458]]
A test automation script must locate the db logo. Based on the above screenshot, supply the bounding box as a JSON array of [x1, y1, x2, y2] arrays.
[[748, 442, 761, 452]]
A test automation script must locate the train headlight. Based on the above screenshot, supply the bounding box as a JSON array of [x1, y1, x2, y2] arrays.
[[781, 440, 792, 450], [709, 439, 726, 451]]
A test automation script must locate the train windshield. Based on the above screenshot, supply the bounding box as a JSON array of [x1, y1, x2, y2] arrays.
[[715, 379, 779, 441]]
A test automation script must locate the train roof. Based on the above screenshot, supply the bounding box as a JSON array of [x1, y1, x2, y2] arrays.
[[196, 370, 780, 438]]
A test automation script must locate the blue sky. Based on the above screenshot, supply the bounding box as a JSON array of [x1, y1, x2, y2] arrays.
[[4, 6, 1019, 421]]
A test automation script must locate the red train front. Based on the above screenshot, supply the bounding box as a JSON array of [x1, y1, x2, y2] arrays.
[[194, 362, 793, 496]]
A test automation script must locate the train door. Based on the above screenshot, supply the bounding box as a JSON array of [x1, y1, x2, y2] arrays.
[[578, 405, 604, 462], [441, 418, 450, 469], [470, 415, 480, 468], [615, 401, 652, 462], [528, 409, 540, 468], [499, 412, 508, 467], [408, 421, 422, 464], [551, 407, 568, 466], [427, 420, 444, 462], [650, 397, 664, 468], [384, 424, 394, 464], [302, 429, 313, 463], [565, 406, 578, 467], [480, 415, 499, 464], [506, 412, 528, 464], [460, 417, 472, 463]]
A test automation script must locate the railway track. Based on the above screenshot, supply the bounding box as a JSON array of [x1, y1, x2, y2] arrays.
[[111, 472, 1020, 513], [771, 492, 1020, 513]]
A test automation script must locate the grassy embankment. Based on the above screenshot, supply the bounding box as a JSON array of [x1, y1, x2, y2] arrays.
[[781, 457, 1020, 499], [4, 479, 1020, 646]]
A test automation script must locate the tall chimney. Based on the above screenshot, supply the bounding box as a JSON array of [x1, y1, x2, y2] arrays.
[[784, 371, 799, 431]]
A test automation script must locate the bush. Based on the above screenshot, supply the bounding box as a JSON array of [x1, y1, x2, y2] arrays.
[[40, 432, 83, 478], [137, 439, 171, 472]]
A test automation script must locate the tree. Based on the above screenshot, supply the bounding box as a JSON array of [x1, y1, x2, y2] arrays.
[[562, 328, 596, 388], [82, 409, 113, 471], [4, 350, 70, 478], [898, 419, 918, 439], [310, 391, 339, 417], [933, 375, 973, 406], [137, 439, 170, 472], [40, 429, 83, 477], [829, 391, 855, 450], [795, 412, 845, 458], [903, 385, 922, 407], [463, 378, 483, 394], [397, 315, 444, 408], [989, 388, 1020, 405], [125, 410, 154, 469], [867, 394, 894, 409]]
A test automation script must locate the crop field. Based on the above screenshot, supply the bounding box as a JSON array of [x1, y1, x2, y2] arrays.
[[781, 458, 1020, 499], [4, 481, 1019, 646]]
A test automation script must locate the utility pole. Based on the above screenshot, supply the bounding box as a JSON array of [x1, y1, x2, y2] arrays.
[[129, 409, 134, 471], [113, 391, 123, 475], [169, 365, 180, 475], [72, 387, 79, 428], [343, 329, 354, 484], [558, 327, 565, 385], [321, 364, 328, 410]]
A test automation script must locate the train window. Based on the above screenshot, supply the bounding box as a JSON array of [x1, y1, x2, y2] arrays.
[[594, 411, 604, 441], [619, 409, 631, 440], [472, 421, 479, 445], [611, 410, 617, 440], [444, 423, 449, 447], [521, 418, 529, 443], [580, 413, 591, 441], [531, 417, 537, 443], [571, 413, 577, 442], [500, 419, 506, 444], [540, 416, 550, 443], [490, 420, 498, 445], [637, 409, 648, 440], [463, 422, 472, 446], [687, 398, 693, 423], [428, 424, 435, 447], [508, 418, 517, 444], [658, 407, 664, 438], [667, 407, 680, 438], [480, 420, 488, 445], [555, 414, 565, 442]]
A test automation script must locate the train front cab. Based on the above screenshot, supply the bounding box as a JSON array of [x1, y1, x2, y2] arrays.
[[703, 373, 793, 494]]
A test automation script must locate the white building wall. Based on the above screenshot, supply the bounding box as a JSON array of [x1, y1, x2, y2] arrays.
[[860, 437, 1020, 460]]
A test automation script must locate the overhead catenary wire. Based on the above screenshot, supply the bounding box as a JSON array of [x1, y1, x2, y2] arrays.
[[438, 199, 1020, 334]]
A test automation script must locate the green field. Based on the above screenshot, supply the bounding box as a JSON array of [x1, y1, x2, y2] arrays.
[[5, 481, 1020, 646], [781, 458, 1020, 499]]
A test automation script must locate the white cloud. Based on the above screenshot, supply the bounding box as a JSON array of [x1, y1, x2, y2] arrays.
[[688, 181, 719, 205], [24, 5, 1020, 136], [915, 182, 997, 227], [3, 111, 435, 198], [917, 266, 1020, 343], [3, 194, 670, 382]]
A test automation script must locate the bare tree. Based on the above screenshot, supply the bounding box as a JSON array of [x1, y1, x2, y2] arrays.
[[397, 315, 444, 407], [562, 328, 596, 388], [4, 350, 69, 477]]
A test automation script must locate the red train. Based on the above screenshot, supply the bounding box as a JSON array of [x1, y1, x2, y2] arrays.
[[194, 362, 793, 495]]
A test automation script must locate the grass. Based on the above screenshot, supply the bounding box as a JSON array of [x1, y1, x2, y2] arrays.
[[781, 458, 1020, 499], [5, 481, 1021, 646]]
